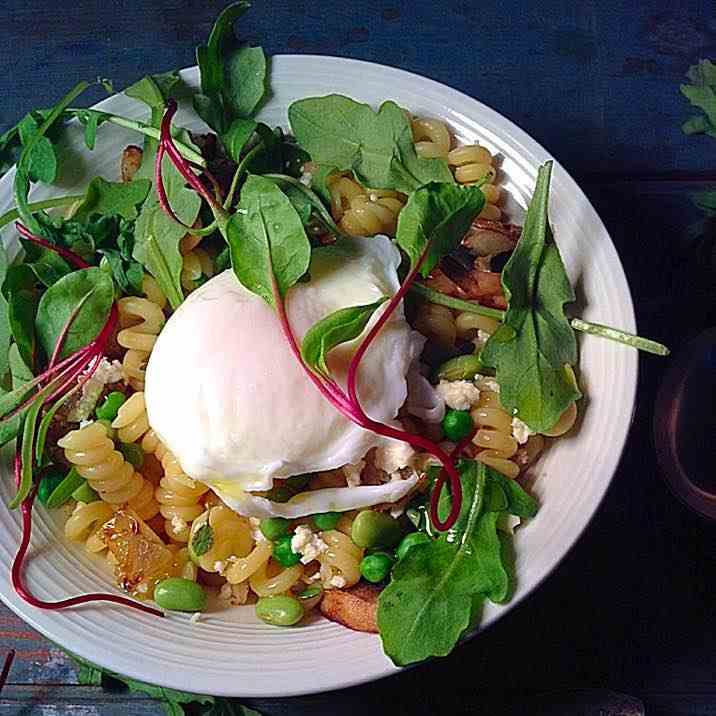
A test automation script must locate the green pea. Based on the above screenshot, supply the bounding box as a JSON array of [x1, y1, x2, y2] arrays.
[[119, 442, 144, 468], [442, 409, 474, 442], [360, 552, 395, 583], [351, 510, 403, 549], [260, 517, 291, 541], [272, 535, 300, 567], [45, 467, 85, 509], [37, 470, 66, 506], [95, 391, 126, 421], [72, 481, 100, 503], [154, 578, 208, 612], [255, 595, 304, 626], [313, 511, 341, 531], [397, 532, 432, 561], [435, 354, 486, 381]]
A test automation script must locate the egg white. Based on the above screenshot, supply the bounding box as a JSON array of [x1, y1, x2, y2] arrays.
[[145, 236, 424, 517]]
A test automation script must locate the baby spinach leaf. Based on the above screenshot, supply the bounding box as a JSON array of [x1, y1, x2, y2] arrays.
[[35, 267, 114, 360], [227, 174, 311, 307], [224, 45, 267, 119], [133, 155, 202, 309], [125, 71, 181, 113], [396, 181, 485, 277], [72, 177, 151, 222], [8, 289, 38, 371], [288, 95, 454, 193], [223, 117, 258, 163], [0, 344, 34, 447], [25, 248, 71, 288], [480, 162, 581, 433], [301, 297, 388, 379]]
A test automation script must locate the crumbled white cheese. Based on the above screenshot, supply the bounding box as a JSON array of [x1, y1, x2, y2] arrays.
[[248, 516, 266, 542], [473, 329, 492, 352], [290, 525, 328, 565], [390, 503, 406, 519], [328, 575, 346, 589], [343, 460, 365, 488], [511, 417, 535, 445], [171, 515, 188, 533], [213, 560, 226, 575], [436, 379, 481, 411], [304, 570, 323, 584], [189, 612, 203, 624], [476, 376, 500, 394], [374, 440, 415, 475], [67, 358, 125, 422]]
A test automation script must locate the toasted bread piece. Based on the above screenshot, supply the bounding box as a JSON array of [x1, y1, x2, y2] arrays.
[[320, 582, 382, 633], [121, 145, 143, 183]]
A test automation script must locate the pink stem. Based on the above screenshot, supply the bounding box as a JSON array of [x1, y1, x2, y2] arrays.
[[15, 224, 89, 269]]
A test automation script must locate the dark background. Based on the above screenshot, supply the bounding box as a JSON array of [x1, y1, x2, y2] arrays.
[[0, 1, 715, 714]]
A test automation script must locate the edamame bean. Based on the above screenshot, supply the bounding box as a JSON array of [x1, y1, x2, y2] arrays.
[[154, 578, 208, 612], [436, 354, 486, 381], [96, 391, 126, 421], [273, 535, 301, 567], [260, 517, 291, 541], [255, 595, 304, 626], [351, 510, 403, 549], [360, 552, 395, 583], [442, 409, 474, 442], [119, 442, 144, 468], [397, 532, 432, 561], [313, 511, 341, 531]]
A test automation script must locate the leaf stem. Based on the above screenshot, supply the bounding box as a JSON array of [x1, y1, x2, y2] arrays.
[[570, 318, 670, 356], [409, 283, 506, 321], [0, 195, 84, 231]]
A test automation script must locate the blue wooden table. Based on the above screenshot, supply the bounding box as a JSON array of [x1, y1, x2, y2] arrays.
[[1, 1, 715, 714]]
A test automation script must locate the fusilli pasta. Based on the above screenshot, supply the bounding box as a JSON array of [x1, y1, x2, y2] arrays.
[[470, 389, 520, 479], [64, 500, 114, 553]]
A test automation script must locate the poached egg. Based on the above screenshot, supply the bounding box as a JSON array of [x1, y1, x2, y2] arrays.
[[145, 236, 424, 517]]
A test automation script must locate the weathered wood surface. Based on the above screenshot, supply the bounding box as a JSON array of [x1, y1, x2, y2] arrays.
[[0, 0, 714, 713]]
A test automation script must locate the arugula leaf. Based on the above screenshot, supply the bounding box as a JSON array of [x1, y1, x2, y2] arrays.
[[133, 155, 202, 309], [481, 162, 581, 433], [224, 45, 267, 118], [288, 95, 454, 193], [35, 267, 114, 360], [395, 181, 486, 276], [378, 462, 511, 665], [227, 174, 311, 307], [301, 297, 387, 379], [72, 177, 151, 222], [680, 59, 716, 138], [16, 111, 58, 184]]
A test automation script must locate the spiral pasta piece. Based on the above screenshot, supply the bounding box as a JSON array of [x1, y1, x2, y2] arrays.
[[58, 422, 159, 519], [181, 247, 214, 292], [64, 501, 115, 553], [318, 529, 363, 589], [117, 284, 165, 390], [328, 175, 405, 237], [190, 506, 254, 573], [470, 390, 520, 479]]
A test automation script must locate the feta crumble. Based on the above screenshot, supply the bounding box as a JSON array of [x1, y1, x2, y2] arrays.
[[473, 329, 492, 351], [67, 358, 125, 422], [248, 516, 266, 542], [374, 440, 415, 475], [213, 560, 226, 575], [476, 376, 500, 394], [290, 525, 328, 564], [328, 575, 346, 589], [343, 459, 365, 488], [436, 379, 481, 411], [189, 612, 203, 624], [171, 515, 188, 533], [511, 417, 535, 445], [218, 581, 249, 606]]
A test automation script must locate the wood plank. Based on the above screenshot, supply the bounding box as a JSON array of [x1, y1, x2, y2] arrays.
[[0, 0, 712, 176]]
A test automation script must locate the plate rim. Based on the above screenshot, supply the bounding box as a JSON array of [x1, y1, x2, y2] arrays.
[[0, 53, 638, 697]]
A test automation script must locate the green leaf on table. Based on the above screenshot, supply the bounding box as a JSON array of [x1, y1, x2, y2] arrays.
[[133, 155, 202, 309], [72, 177, 151, 222], [35, 266, 114, 360], [224, 45, 267, 118], [395, 181, 486, 277], [480, 161, 581, 433], [288, 94, 454, 193], [680, 59, 716, 138], [378, 462, 512, 665], [301, 297, 388, 379], [227, 174, 311, 307]]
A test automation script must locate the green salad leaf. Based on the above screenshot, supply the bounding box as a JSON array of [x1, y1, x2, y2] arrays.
[[0, 345, 33, 447], [227, 174, 311, 307], [8, 288, 37, 371], [224, 45, 267, 119], [133, 155, 202, 309], [288, 95, 454, 193], [396, 181, 485, 276], [71, 177, 151, 222], [301, 297, 388, 379], [378, 462, 524, 665], [0, 244, 10, 380], [481, 162, 581, 433], [34, 267, 114, 360], [680, 59, 716, 137]]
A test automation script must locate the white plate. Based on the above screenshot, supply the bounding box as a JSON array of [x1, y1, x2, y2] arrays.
[[0, 56, 637, 697]]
